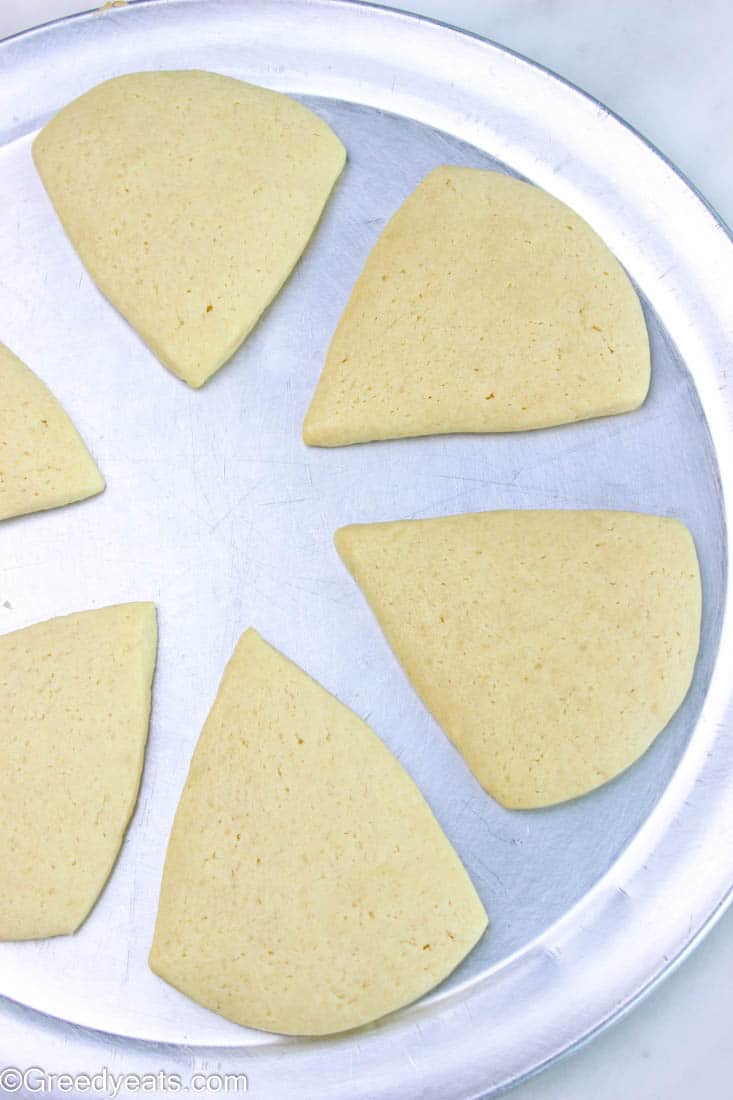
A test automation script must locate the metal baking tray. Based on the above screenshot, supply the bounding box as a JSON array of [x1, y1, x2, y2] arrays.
[[1, 1, 732, 1096]]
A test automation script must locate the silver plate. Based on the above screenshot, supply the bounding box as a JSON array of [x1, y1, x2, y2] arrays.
[[1, 1, 732, 1096]]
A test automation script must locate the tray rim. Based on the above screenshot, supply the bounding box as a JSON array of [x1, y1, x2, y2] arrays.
[[1, 1, 733, 1097]]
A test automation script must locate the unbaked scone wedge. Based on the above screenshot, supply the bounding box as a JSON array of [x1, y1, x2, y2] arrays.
[[149, 628, 487, 1035], [0, 603, 157, 940], [304, 166, 650, 445], [336, 510, 701, 809], [0, 342, 104, 521], [33, 71, 346, 388]]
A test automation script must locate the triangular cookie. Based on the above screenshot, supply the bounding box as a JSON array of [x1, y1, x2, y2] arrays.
[[0, 342, 104, 521], [304, 166, 650, 445], [33, 71, 346, 388], [149, 628, 487, 1035], [0, 603, 157, 939], [336, 511, 700, 808]]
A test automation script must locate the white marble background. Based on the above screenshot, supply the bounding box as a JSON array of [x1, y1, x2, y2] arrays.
[[2, 2, 732, 1098]]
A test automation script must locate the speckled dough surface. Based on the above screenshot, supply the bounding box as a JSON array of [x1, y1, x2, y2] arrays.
[[336, 510, 701, 809], [33, 71, 346, 388], [0, 603, 157, 940], [0, 342, 104, 521], [303, 166, 650, 445], [149, 628, 487, 1035]]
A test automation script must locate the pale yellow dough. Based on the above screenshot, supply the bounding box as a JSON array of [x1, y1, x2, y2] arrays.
[[0, 603, 157, 940], [33, 71, 346, 388], [336, 511, 701, 809], [0, 342, 104, 521], [149, 628, 487, 1035], [304, 166, 650, 445]]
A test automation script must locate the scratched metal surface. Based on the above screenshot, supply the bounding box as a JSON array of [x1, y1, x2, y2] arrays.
[[0, 1, 732, 1097]]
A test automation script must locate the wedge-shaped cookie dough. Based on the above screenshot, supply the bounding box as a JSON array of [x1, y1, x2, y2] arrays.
[[150, 628, 486, 1035], [0, 342, 104, 521], [0, 603, 157, 940], [304, 166, 650, 445], [33, 71, 346, 388], [336, 511, 700, 809]]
